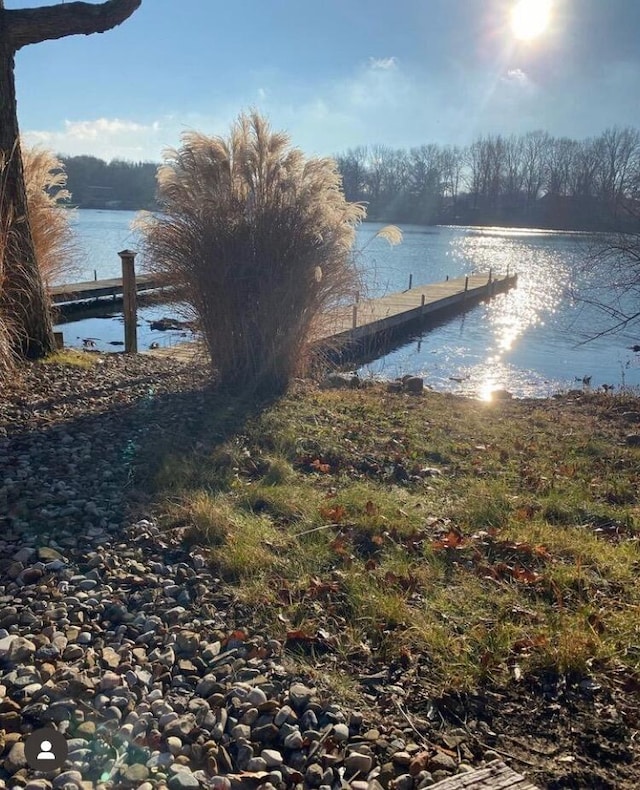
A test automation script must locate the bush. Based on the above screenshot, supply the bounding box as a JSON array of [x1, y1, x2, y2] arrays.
[[140, 112, 366, 395]]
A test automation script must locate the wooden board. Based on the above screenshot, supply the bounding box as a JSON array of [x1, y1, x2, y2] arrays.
[[429, 760, 539, 790], [50, 274, 158, 304]]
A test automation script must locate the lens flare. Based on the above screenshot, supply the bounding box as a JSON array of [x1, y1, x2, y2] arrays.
[[511, 0, 551, 40]]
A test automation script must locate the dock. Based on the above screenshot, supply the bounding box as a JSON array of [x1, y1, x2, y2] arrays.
[[145, 271, 517, 363], [314, 272, 516, 361], [50, 274, 159, 305]]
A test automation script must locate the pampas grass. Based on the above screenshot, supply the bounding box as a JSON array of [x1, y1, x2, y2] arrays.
[[0, 145, 76, 373], [23, 146, 78, 286], [140, 112, 366, 395]]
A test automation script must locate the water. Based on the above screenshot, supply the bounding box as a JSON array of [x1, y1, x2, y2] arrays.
[[55, 210, 640, 397]]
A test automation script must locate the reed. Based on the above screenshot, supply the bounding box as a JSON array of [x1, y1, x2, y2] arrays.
[[140, 112, 366, 395]]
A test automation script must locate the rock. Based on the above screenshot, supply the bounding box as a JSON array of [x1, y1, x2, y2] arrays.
[[5, 741, 27, 774], [167, 771, 200, 790], [392, 775, 413, 790], [402, 377, 424, 394], [428, 752, 457, 773], [283, 730, 303, 750], [176, 630, 199, 656], [166, 736, 183, 756], [246, 757, 268, 772], [0, 635, 36, 663], [625, 433, 640, 446], [122, 764, 149, 783], [37, 547, 65, 562], [248, 687, 268, 706], [344, 752, 373, 777], [261, 749, 284, 768], [392, 752, 412, 766], [491, 389, 512, 400], [333, 723, 349, 742], [52, 771, 83, 789], [288, 682, 314, 711], [305, 764, 324, 787]]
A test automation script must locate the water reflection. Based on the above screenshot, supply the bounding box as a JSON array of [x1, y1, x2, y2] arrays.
[[359, 225, 640, 397]]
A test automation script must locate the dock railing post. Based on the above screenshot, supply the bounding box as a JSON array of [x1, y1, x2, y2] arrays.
[[408, 273, 413, 290], [421, 293, 425, 308], [352, 303, 358, 330], [119, 249, 138, 354], [488, 268, 492, 284]]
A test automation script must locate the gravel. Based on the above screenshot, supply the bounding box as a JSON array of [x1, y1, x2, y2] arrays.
[[0, 354, 467, 789]]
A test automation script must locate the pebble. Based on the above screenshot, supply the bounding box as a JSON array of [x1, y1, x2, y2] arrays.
[[261, 748, 284, 767], [344, 752, 373, 776], [0, 357, 500, 788]]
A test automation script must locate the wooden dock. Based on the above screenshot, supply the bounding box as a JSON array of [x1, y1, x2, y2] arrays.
[[50, 274, 159, 305], [313, 272, 516, 360], [146, 271, 516, 363]]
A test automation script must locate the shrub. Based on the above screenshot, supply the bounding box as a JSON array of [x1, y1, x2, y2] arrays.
[[139, 111, 366, 395]]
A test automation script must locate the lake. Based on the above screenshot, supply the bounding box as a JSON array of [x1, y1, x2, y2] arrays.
[[55, 209, 640, 397]]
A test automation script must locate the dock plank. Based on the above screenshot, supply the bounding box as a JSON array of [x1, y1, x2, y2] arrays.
[[50, 274, 158, 305], [429, 760, 539, 789]]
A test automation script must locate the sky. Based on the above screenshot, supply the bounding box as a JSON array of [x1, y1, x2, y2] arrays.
[[7, 0, 640, 162]]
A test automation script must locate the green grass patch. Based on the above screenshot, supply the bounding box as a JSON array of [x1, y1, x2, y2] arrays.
[[149, 384, 640, 694]]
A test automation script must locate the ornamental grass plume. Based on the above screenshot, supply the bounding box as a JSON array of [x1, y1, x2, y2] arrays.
[[22, 146, 78, 287], [0, 146, 76, 375], [140, 112, 366, 395]]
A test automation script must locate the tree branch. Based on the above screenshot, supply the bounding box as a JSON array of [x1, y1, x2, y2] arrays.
[[6, 0, 141, 51]]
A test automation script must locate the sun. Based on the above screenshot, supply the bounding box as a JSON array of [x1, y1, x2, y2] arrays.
[[511, 0, 552, 40]]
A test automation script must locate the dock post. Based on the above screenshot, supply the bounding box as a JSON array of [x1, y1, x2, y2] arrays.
[[421, 293, 425, 307], [119, 249, 138, 354], [408, 273, 413, 290], [464, 276, 469, 300], [352, 303, 358, 329], [488, 268, 492, 284], [94, 269, 97, 282], [507, 264, 510, 278]]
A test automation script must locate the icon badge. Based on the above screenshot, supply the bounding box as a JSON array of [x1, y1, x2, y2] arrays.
[[24, 728, 68, 771]]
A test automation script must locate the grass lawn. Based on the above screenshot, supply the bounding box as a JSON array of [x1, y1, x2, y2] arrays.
[[145, 382, 640, 786]]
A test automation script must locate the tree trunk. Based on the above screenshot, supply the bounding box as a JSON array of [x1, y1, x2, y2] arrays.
[[0, 42, 54, 358], [0, 0, 141, 359]]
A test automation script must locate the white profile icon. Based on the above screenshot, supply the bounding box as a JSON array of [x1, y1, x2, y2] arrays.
[[37, 740, 55, 760]]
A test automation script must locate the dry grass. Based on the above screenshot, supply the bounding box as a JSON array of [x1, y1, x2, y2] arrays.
[[0, 144, 77, 372], [139, 111, 366, 395], [22, 146, 78, 287]]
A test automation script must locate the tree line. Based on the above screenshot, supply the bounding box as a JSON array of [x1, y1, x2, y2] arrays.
[[335, 127, 640, 231], [62, 126, 640, 232], [61, 156, 158, 210]]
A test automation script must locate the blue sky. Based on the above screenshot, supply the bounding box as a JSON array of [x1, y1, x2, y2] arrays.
[[8, 0, 640, 162]]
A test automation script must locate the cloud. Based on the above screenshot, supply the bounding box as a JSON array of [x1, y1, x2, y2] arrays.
[[502, 68, 529, 86], [368, 56, 398, 71], [24, 118, 165, 161]]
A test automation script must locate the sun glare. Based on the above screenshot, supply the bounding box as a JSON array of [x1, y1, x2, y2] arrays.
[[511, 0, 551, 40]]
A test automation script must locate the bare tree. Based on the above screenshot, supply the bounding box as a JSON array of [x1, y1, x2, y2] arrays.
[[0, 0, 141, 359]]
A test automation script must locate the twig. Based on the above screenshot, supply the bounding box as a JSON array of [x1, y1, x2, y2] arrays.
[[393, 699, 437, 751]]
